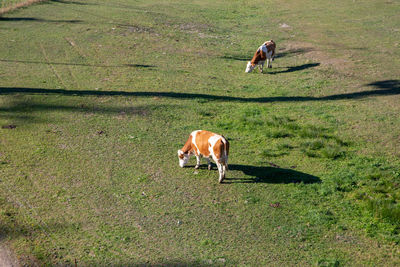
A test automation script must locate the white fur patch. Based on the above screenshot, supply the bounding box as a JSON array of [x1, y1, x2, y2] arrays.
[[191, 130, 201, 155], [258, 44, 273, 60], [208, 134, 222, 158], [208, 134, 220, 148], [259, 44, 268, 54]]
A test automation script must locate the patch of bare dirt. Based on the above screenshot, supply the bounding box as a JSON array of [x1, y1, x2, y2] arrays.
[[178, 23, 210, 32], [176, 23, 218, 39], [279, 41, 354, 74], [0, 239, 20, 267]]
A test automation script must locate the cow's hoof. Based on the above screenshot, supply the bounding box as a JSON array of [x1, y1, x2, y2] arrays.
[[268, 65, 272, 68], [208, 165, 212, 170], [195, 165, 199, 169]]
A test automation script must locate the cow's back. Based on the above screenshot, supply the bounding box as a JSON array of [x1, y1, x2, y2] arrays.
[[251, 49, 265, 65], [191, 130, 214, 157]]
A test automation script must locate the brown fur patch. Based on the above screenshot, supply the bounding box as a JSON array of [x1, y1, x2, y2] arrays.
[[194, 130, 214, 157], [250, 49, 266, 66], [212, 139, 223, 159], [180, 134, 193, 154]]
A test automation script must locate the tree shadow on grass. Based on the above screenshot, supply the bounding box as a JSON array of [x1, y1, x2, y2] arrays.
[[367, 80, 400, 90], [224, 164, 321, 184], [0, 59, 156, 69], [1, 80, 398, 102], [0, 100, 181, 126], [0, 101, 159, 115], [0, 17, 82, 23], [49, 0, 94, 5], [0, 220, 77, 241]]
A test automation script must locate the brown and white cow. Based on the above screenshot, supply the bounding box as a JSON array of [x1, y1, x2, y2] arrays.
[[245, 40, 276, 73], [178, 130, 229, 183]]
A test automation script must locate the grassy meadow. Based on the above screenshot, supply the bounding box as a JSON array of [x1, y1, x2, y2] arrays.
[[0, 0, 43, 13], [0, 0, 399, 265]]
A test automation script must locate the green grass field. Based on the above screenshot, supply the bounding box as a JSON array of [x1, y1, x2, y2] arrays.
[[1, 0, 399, 265], [0, 0, 24, 8], [0, 0, 40, 11]]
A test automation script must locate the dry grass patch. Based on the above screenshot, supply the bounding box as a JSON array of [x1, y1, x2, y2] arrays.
[[0, 0, 46, 15]]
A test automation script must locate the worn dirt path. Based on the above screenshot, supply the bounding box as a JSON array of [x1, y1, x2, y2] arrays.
[[0, 239, 19, 267]]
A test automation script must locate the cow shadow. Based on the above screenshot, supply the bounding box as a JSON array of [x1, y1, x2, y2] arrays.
[[274, 47, 314, 59], [224, 164, 321, 184], [266, 63, 320, 74]]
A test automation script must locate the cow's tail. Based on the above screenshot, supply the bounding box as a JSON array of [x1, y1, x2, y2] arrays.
[[222, 136, 229, 171]]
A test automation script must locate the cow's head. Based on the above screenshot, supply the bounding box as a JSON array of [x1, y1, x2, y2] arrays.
[[177, 150, 189, 167], [245, 61, 255, 73]]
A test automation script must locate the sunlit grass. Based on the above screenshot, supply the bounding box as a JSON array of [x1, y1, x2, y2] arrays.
[[0, 0, 399, 265]]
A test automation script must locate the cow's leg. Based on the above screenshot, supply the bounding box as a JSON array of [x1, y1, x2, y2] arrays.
[[221, 158, 228, 179], [223, 156, 228, 171], [217, 162, 224, 183], [195, 155, 201, 169], [260, 61, 265, 73], [206, 158, 212, 170], [268, 58, 272, 68]]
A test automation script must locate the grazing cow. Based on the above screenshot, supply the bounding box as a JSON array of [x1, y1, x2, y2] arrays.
[[245, 40, 276, 73], [178, 130, 229, 183]]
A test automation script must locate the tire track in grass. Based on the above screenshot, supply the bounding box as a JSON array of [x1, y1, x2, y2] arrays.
[[63, 39, 81, 89], [64, 37, 87, 59], [40, 43, 69, 90]]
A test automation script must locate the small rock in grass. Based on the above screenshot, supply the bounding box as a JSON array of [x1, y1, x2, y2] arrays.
[[269, 202, 281, 208], [268, 162, 280, 168], [279, 23, 290, 28]]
